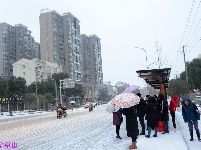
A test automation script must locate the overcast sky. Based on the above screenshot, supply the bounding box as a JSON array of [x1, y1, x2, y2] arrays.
[[1, 0, 201, 86]]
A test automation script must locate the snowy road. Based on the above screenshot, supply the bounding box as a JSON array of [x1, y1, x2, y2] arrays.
[[0, 105, 194, 150]]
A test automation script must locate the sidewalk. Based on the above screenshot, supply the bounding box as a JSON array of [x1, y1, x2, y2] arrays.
[[176, 107, 201, 150]]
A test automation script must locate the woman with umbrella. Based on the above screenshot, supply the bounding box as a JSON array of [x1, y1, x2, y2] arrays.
[[123, 106, 139, 149], [112, 93, 140, 149]]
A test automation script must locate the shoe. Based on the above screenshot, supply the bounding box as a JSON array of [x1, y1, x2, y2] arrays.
[[161, 132, 165, 134], [145, 135, 150, 138], [190, 139, 194, 141], [140, 132, 145, 135], [153, 134, 157, 137], [129, 141, 137, 149], [116, 135, 122, 139]]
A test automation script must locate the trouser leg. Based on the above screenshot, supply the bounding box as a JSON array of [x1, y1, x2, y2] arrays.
[[171, 112, 176, 128], [188, 121, 194, 141], [164, 121, 169, 133], [116, 125, 120, 136], [139, 117, 145, 134], [148, 127, 151, 135], [193, 120, 200, 140]]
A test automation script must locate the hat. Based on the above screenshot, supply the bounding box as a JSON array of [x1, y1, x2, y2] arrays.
[[182, 97, 190, 101], [172, 95, 179, 101], [136, 93, 141, 97]]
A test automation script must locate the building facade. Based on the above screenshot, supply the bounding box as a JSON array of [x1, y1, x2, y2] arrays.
[[80, 34, 92, 84], [0, 23, 16, 78], [89, 35, 103, 86], [12, 58, 62, 85], [0, 22, 40, 78], [40, 9, 82, 81]]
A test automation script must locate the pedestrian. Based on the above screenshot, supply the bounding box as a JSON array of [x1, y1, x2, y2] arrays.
[[136, 93, 147, 135], [123, 106, 139, 149], [169, 95, 180, 129], [182, 97, 201, 141], [145, 96, 159, 138], [158, 93, 169, 134], [113, 109, 123, 139], [145, 95, 150, 103]]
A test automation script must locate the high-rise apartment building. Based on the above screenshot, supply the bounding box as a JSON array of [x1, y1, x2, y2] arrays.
[[40, 9, 82, 81], [63, 12, 82, 81], [39, 9, 65, 71], [0, 23, 16, 78], [89, 35, 103, 86], [0, 22, 40, 78], [80, 34, 92, 83], [15, 24, 34, 61]]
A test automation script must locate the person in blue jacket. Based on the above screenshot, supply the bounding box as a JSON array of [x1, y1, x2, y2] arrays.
[[182, 97, 201, 141]]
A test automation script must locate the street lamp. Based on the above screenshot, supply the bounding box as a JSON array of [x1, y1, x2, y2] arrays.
[[135, 47, 148, 69], [52, 79, 58, 107]]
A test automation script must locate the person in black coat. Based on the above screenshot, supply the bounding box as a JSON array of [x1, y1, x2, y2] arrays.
[[136, 93, 147, 135], [145, 96, 159, 138], [123, 106, 139, 149], [158, 93, 169, 134]]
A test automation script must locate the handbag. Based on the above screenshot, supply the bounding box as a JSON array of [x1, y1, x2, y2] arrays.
[[158, 121, 164, 132]]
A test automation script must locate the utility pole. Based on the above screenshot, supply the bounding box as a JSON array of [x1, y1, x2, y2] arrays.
[[182, 45, 189, 89]]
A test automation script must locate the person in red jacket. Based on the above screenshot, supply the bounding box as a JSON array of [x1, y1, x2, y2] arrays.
[[169, 95, 180, 129]]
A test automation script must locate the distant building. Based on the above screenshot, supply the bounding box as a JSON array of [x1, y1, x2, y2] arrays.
[[89, 34, 103, 86], [39, 9, 82, 81], [102, 81, 116, 98], [198, 54, 201, 59], [0, 22, 40, 78], [115, 81, 129, 94], [12, 58, 62, 85]]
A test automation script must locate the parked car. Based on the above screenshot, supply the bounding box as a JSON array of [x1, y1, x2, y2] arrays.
[[85, 102, 91, 108]]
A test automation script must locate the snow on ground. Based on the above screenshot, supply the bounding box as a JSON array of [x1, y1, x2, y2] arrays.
[[0, 105, 200, 150]]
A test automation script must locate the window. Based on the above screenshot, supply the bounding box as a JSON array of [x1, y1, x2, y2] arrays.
[[23, 65, 25, 68], [23, 72, 25, 75]]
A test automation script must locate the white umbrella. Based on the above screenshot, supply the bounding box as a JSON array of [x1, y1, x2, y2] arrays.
[[70, 101, 76, 104], [112, 93, 140, 108], [106, 100, 120, 113]]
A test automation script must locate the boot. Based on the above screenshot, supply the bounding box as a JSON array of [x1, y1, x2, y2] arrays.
[[129, 141, 137, 149], [190, 130, 194, 141], [116, 135, 122, 139], [153, 134, 157, 137], [196, 131, 201, 141]]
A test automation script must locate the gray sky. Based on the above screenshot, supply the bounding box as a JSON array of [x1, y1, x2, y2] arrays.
[[1, 0, 201, 86]]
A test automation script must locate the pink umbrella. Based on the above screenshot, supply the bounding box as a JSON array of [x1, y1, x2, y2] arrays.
[[112, 93, 140, 108], [123, 85, 140, 93]]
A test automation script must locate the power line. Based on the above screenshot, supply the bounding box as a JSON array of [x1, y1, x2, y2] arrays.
[[178, 0, 195, 52], [188, 24, 201, 49], [184, 0, 201, 46], [189, 38, 201, 52]]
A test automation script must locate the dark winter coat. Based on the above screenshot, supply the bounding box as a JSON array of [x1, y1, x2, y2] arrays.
[[123, 106, 139, 137], [137, 97, 147, 117], [146, 97, 159, 127], [160, 100, 169, 121], [113, 110, 122, 125], [182, 103, 200, 122]]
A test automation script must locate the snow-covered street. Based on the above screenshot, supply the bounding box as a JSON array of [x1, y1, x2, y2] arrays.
[[0, 105, 200, 150]]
